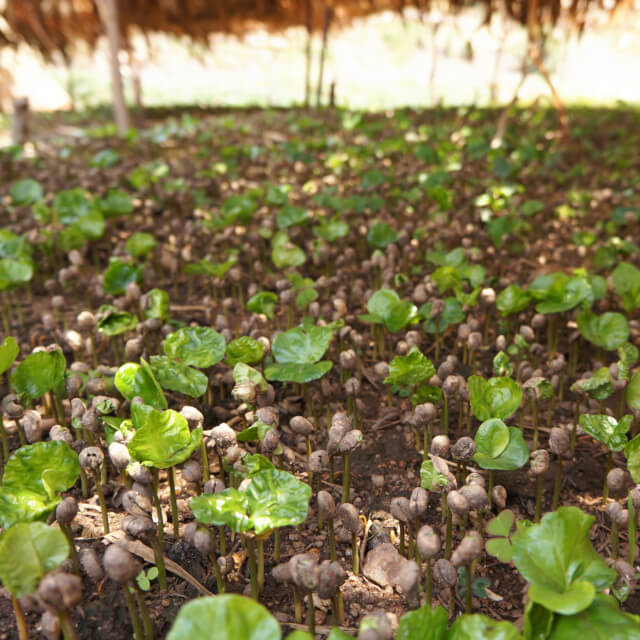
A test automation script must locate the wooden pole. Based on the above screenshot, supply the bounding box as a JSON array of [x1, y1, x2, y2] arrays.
[[11, 97, 29, 144], [304, 0, 313, 107], [97, 0, 131, 134], [316, 5, 334, 107]]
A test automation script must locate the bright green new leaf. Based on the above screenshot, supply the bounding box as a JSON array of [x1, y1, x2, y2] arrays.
[[271, 325, 333, 365], [11, 348, 66, 404], [191, 488, 251, 532], [0, 336, 19, 376], [627, 371, 640, 410], [616, 342, 638, 381], [145, 288, 170, 321], [97, 189, 133, 218], [396, 603, 448, 640], [247, 291, 278, 319], [625, 435, 640, 483], [314, 218, 349, 242], [126, 232, 156, 258], [97, 310, 138, 336], [570, 368, 613, 402], [233, 363, 268, 392], [149, 355, 208, 398], [496, 285, 531, 316], [226, 337, 265, 367], [474, 419, 510, 458], [271, 231, 306, 269], [90, 149, 120, 168], [577, 311, 629, 351], [163, 327, 226, 369], [167, 595, 281, 640], [265, 361, 332, 384], [419, 458, 449, 490], [237, 421, 272, 443], [535, 276, 592, 314], [512, 507, 616, 615], [115, 360, 168, 409], [128, 407, 202, 468], [468, 375, 522, 421], [421, 297, 465, 334], [10, 178, 42, 206], [362, 289, 418, 333], [611, 262, 640, 313], [473, 425, 529, 471], [276, 205, 311, 229], [448, 613, 522, 639], [486, 509, 515, 537], [0, 522, 69, 597], [0, 257, 33, 290], [384, 348, 435, 387], [578, 414, 632, 452]]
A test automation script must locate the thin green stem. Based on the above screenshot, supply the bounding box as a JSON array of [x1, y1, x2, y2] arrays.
[[246, 536, 259, 600], [603, 451, 613, 504], [11, 595, 28, 640], [151, 468, 164, 548], [168, 466, 179, 538], [341, 451, 351, 503], [209, 553, 226, 594], [307, 589, 316, 635], [133, 583, 154, 640], [257, 536, 265, 593], [122, 584, 144, 640], [59, 611, 79, 640]]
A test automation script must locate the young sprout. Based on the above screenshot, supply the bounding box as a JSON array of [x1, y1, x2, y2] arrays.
[[451, 531, 483, 613], [605, 502, 628, 559], [182, 459, 203, 494], [433, 557, 457, 616], [317, 560, 346, 624], [417, 524, 440, 606], [208, 422, 238, 485], [79, 446, 109, 534], [441, 376, 459, 436], [193, 526, 225, 594], [3, 394, 26, 446], [397, 560, 421, 608], [40, 610, 60, 640], [290, 416, 314, 458], [339, 429, 363, 503], [317, 490, 337, 561], [109, 441, 131, 487], [339, 348, 358, 383], [308, 449, 328, 492], [451, 436, 476, 485], [530, 449, 550, 522], [36, 572, 83, 640], [492, 485, 508, 510], [549, 427, 570, 509], [290, 553, 319, 635], [344, 377, 361, 427], [21, 409, 43, 443], [390, 497, 411, 556], [359, 612, 395, 640], [79, 548, 104, 583], [180, 406, 207, 481], [459, 483, 488, 532], [446, 491, 469, 557], [272, 561, 303, 624], [103, 544, 149, 640], [55, 497, 79, 574], [339, 502, 363, 575], [467, 331, 482, 373], [413, 402, 437, 457], [408, 487, 429, 558]]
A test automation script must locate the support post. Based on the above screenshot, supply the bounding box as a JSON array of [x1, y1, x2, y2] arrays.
[[316, 5, 334, 107]]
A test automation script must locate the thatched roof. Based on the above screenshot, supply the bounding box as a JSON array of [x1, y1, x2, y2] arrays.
[[0, 0, 634, 59]]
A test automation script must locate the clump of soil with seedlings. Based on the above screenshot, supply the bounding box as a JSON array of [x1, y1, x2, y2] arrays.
[[1, 105, 640, 639]]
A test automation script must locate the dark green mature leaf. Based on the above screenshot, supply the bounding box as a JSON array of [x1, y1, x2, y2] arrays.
[[265, 361, 332, 384], [448, 613, 522, 639], [421, 297, 465, 334], [226, 337, 265, 367], [549, 594, 640, 639], [114, 360, 168, 409], [128, 408, 202, 468], [512, 507, 616, 615], [276, 205, 310, 229], [367, 222, 398, 249], [0, 522, 68, 597], [396, 603, 448, 640], [384, 348, 435, 387], [0, 441, 81, 528], [167, 594, 281, 640], [468, 375, 522, 421], [54, 188, 91, 225], [97, 310, 138, 336], [496, 285, 531, 316], [247, 291, 278, 319], [11, 349, 66, 404], [271, 325, 333, 365], [577, 311, 630, 351], [578, 414, 632, 452], [10, 178, 43, 205], [627, 371, 640, 410], [163, 327, 226, 368], [145, 288, 170, 321], [624, 435, 640, 485], [150, 356, 208, 398], [570, 368, 613, 401], [103, 259, 141, 296], [474, 426, 529, 471], [0, 336, 19, 376], [126, 232, 156, 258]]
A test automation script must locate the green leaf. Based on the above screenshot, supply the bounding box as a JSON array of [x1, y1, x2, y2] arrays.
[[468, 375, 522, 421], [570, 368, 613, 401], [625, 434, 640, 483], [71, 208, 105, 240], [145, 288, 170, 321], [474, 419, 510, 458], [233, 363, 268, 392], [384, 348, 435, 387], [616, 342, 638, 381], [314, 218, 349, 242], [419, 459, 449, 490], [54, 188, 91, 225], [247, 291, 278, 319], [0, 257, 34, 290], [90, 149, 120, 168], [473, 426, 529, 471], [0, 229, 30, 259], [0, 522, 69, 597], [535, 276, 593, 314], [226, 337, 265, 367], [523, 602, 554, 640], [128, 408, 202, 468], [167, 595, 281, 640], [367, 222, 398, 249], [97, 189, 133, 218], [11, 349, 66, 404], [103, 259, 142, 296], [190, 489, 251, 532], [578, 414, 632, 452], [512, 507, 616, 615], [627, 371, 640, 410], [421, 297, 465, 333], [242, 454, 276, 476], [276, 205, 311, 229], [237, 421, 272, 443], [411, 384, 442, 406], [114, 360, 168, 409], [496, 285, 531, 316], [611, 262, 640, 313], [149, 356, 208, 398], [431, 265, 462, 294], [0, 336, 19, 376], [577, 311, 630, 351], [10, 178, 42, 205], [448, 613, 522, 639], [493, 351, 513, 377], [271, 231, 306, 269], [485, 538, 513, 563], [327, 629, 354, 640], [363, 289, 418, 332], [126, 232, 156, 258], [396, 603, 449, 640], [271, 325, 333, 365], [264, 361, 332, 384], [0, 441, 81, 528], [97, 310, 138, 336], [163, 327, 226, 369], [486, 509, 515, 537]]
